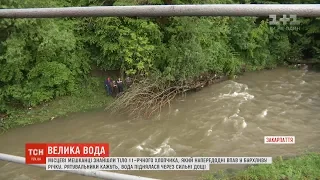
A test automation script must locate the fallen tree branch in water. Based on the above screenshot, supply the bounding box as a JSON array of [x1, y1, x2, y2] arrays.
[[106, 72, 227, 119]]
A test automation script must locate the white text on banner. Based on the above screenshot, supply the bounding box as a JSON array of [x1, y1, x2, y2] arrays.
[[45, 157, 272, 171], [264, 136, 295, 144]]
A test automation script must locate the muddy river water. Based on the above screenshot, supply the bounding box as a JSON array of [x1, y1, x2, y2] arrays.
[[0, 68, 320, 180]]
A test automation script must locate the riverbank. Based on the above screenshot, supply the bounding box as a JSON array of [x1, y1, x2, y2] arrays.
[[0, 77, 113, 133], [0, 73, 229, 133], [0, 65, 307, 133], [201, 152, 320, 180]]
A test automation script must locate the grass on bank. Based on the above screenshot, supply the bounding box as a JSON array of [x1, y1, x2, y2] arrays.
[[200, 152, 320, 180], [0, 77, 113, 133]]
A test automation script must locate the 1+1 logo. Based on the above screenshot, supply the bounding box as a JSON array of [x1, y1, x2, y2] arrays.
[[269, 14, 301, 31]]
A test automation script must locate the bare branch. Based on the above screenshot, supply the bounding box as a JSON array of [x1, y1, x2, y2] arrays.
[[106, 72, 226, 119]]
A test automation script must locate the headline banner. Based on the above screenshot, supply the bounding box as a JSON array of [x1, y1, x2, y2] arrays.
[[25, 143, 272, 171]]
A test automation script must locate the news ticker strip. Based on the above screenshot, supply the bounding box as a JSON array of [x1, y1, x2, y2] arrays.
[[26, 140, 291, 171], [46, 157, 273, 171]]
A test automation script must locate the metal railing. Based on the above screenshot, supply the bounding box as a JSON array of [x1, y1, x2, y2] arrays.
[[1, 3, 320, 180], [0, 153, 158, 180], [0, 4, 320, 18]]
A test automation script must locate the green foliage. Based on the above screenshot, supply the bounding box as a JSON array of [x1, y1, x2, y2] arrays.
[[200, 153, 320, 180], [0, 77, 113, 132], [84, 17, 162, 76], [0, 16, 90, 112], [250, 0, 320, 61]]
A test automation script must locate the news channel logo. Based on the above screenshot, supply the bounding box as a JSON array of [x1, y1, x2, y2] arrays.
[[268, 14, 301, 31]]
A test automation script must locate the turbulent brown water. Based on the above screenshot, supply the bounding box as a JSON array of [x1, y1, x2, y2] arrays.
[[0, 68, 320, 180]]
